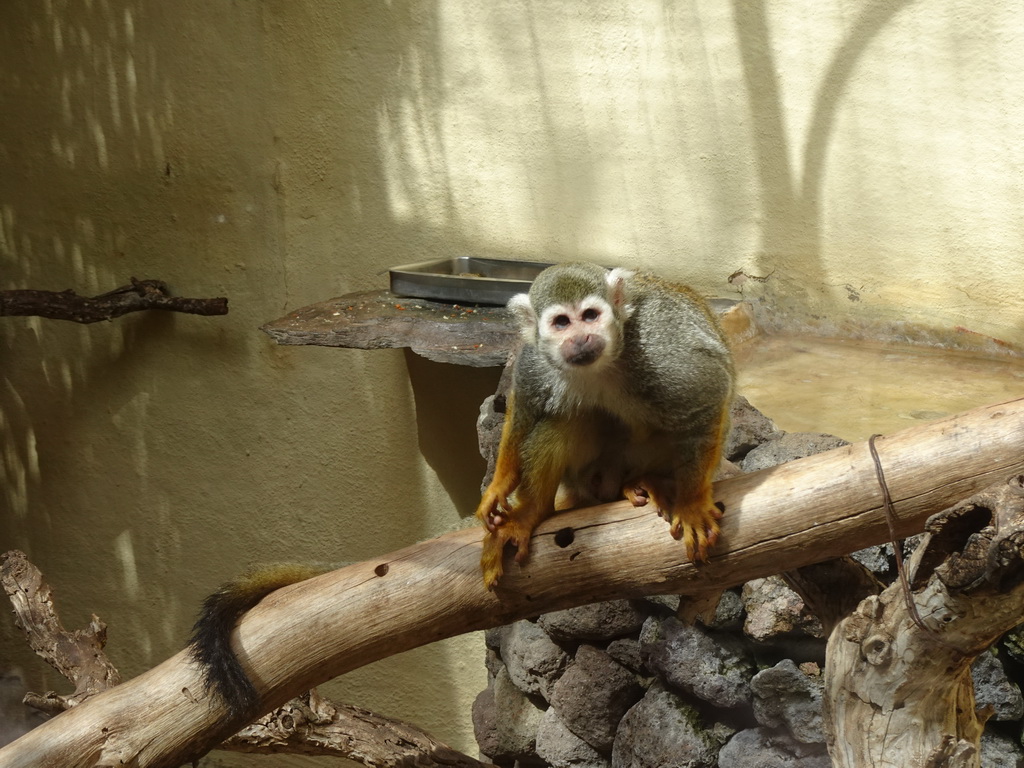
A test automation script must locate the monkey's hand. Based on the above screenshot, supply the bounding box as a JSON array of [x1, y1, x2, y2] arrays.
[[476, 483, 531, 589], [625, 477, 722, 562], [476, 486, 513, 533], [479, 521, 534, 590], [477, 486, 552, 589]]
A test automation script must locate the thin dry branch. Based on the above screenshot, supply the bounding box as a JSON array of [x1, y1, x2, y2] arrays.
[[2, 396, 1024, 767], [223, 690, 494, 766], [0, 278, 228, 323], [0, 551, 492, 768]]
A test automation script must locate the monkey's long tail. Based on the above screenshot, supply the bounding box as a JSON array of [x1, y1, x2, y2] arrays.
[[187, 563, 325, 720]]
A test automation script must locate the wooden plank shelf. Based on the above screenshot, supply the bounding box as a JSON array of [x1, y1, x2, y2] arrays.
[[260, 290, 518, 367]]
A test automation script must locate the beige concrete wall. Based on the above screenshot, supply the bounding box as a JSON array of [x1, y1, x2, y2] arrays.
[[1, 1, 1022, 765]]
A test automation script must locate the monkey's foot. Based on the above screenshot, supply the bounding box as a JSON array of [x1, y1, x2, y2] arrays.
[[623, 483, 650, 508], [628, 477, 723, 562], [666, 501, 723, 563], [480, 522, 533, 590]]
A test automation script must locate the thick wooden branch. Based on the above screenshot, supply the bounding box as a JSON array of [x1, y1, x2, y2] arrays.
[[825, 475, 1024, 767], [0, 551, 491, 768], [0, 278, 228, 323], [2, 396, 1024, 767]]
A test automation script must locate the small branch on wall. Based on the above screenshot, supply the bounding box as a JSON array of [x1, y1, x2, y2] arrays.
[[0, 278, 228, 323]]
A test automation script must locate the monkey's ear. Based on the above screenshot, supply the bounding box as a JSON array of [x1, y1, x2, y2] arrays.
[[507, 293, 538, 342], [606, 268, 634, 317]]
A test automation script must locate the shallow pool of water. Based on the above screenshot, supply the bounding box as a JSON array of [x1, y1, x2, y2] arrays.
[[734, 335, 1024, 442]]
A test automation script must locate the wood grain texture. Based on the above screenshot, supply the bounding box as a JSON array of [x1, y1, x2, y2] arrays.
[[3, 396, 1024, 767]]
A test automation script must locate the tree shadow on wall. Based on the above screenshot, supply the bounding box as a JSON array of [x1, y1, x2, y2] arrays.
[[730, 0, 917, 301]]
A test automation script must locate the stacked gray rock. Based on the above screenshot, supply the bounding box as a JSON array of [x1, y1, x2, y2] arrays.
[[473, 396, 1024, 767]]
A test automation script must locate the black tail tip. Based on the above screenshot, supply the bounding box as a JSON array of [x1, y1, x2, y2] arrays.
[[187, 593, 262, 720]]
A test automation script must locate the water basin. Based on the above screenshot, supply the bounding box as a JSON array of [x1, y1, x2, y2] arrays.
[[733, 334, 1024, 442]]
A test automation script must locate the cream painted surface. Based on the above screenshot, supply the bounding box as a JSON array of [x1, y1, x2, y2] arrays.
[[1, 2, 1023, 765]]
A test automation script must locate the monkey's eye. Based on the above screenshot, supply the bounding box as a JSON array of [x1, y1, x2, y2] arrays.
[[552, 314, 571, 329], [581, 308, 600, 322]]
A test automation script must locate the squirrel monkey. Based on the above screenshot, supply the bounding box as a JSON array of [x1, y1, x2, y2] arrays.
[[477, 262, 734, 589]]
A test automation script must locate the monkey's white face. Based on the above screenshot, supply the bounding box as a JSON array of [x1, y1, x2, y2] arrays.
[[536, 296, 620, 371]]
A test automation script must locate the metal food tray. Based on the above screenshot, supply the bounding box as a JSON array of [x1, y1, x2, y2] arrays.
[[389, 257, 554, 305]]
